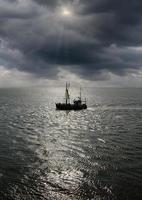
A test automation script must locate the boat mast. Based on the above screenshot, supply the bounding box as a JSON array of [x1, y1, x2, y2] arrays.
[[65, 83, 70, 104], [80, 87, 82, 101], [66, 83, 67, 104]]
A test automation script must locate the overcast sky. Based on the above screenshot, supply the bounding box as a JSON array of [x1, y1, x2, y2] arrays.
[[0, 0, 142, 87]]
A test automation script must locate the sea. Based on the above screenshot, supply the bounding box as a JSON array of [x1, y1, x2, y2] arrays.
[[0, 87, 142, 200]]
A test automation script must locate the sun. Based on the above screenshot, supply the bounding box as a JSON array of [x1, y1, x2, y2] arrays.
[[61, 7, 72, 17]]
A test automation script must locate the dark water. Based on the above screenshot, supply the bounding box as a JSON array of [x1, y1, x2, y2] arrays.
[[0, 87, 142, 200]]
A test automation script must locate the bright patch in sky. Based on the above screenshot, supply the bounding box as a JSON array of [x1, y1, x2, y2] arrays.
[[61, 7, 72, 16]]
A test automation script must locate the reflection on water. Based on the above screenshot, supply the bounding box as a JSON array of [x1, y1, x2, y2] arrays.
[[0, 87, 142, 199]]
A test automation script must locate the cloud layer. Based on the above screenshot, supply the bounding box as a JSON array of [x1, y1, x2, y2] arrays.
[[0, 0, 142, 82]]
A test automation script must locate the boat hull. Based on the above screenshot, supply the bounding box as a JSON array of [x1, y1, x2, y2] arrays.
[[56, 103, 87, 110]]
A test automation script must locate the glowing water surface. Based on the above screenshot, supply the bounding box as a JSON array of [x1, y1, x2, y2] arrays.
[[0, 87, 142, 200]]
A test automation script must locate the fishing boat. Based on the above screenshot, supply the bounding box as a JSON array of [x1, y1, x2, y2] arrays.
[[56, 83, 87, 110]]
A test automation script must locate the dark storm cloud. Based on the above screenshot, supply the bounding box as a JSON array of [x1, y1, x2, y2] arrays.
[[34, 0, 58, 7], [79, 0, 142, 45], [0, 0, 142, 80]]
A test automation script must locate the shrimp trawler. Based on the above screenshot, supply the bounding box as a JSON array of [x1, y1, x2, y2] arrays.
[[56, 83, 87, 110]]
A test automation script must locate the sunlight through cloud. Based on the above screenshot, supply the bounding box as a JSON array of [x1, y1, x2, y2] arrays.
[[61, 7, 72, 17]]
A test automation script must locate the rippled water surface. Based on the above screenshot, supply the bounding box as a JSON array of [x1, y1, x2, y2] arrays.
[[0, 87, 142, 200]]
